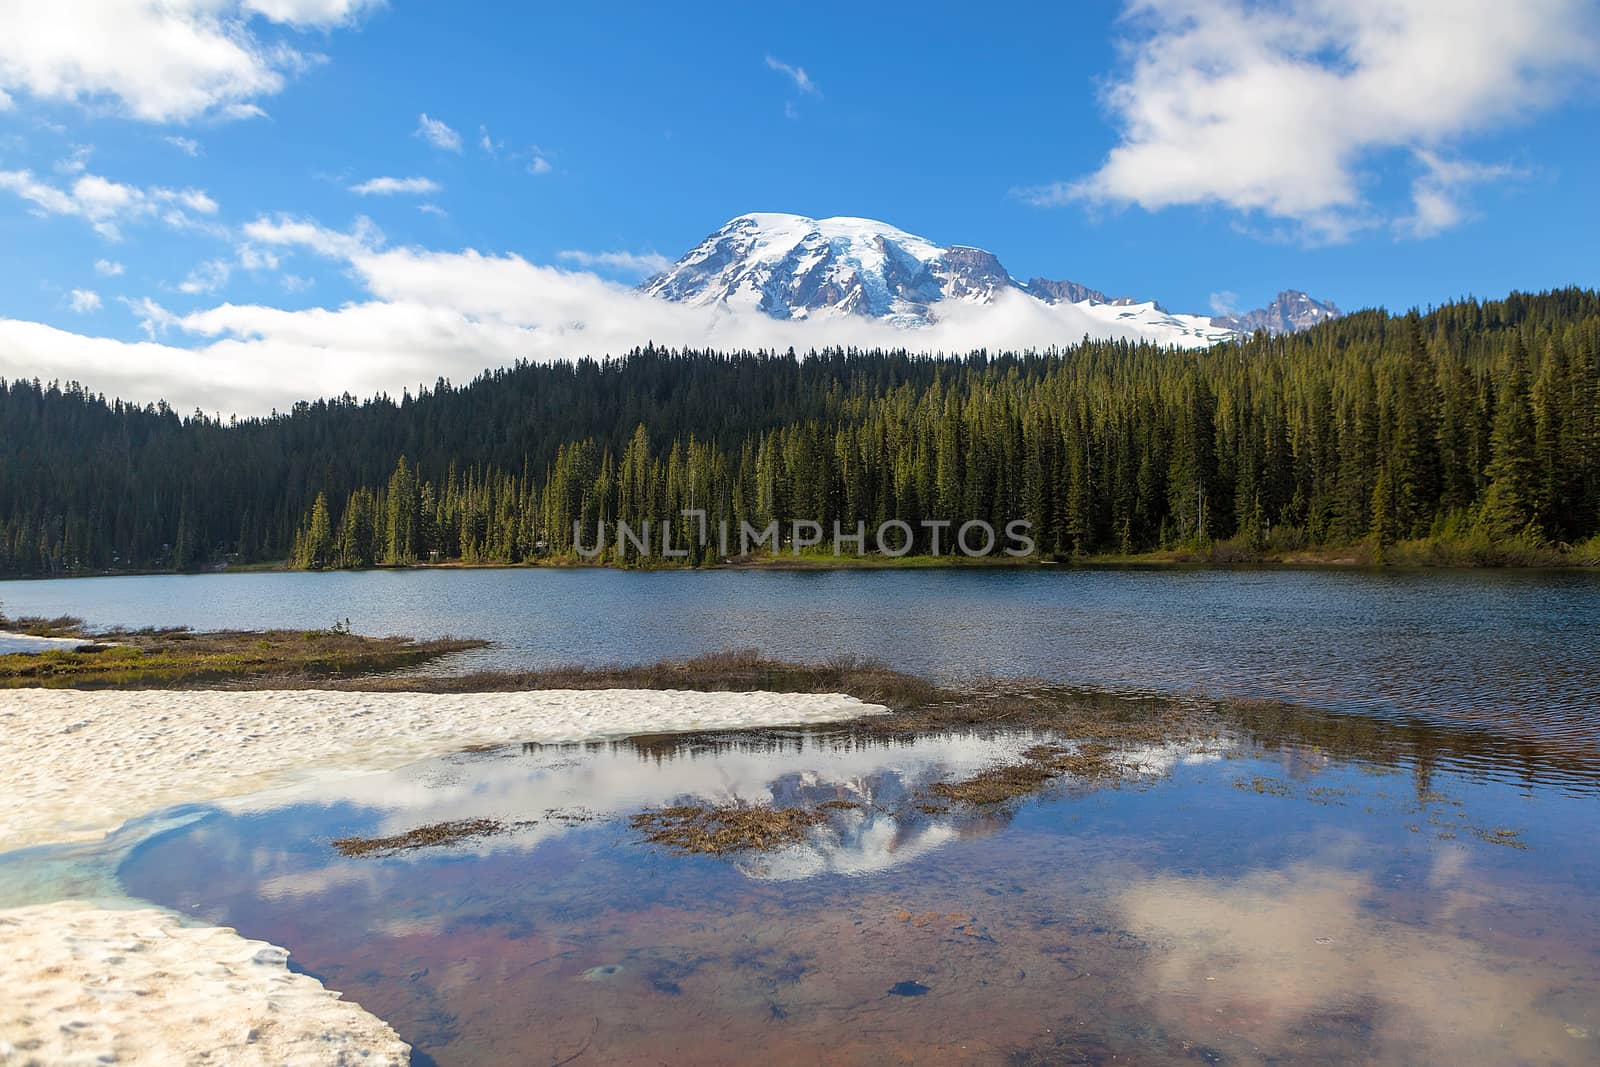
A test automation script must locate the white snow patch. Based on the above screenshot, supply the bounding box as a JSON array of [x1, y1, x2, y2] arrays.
[[0, 901, 410, 1066], [0, 631, 96, 654], [0, 688, 887, 854]]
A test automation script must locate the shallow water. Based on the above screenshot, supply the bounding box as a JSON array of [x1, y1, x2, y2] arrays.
[[92, 721, 1600, 1066], [7, 567, 1598, 1063], [4, 566, 1599, 746]]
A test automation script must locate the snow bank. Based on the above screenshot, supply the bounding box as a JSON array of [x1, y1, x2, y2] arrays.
[[1, 688, 887, 853], [0, 900, 408, 1065], [0, 631, 95, 654]]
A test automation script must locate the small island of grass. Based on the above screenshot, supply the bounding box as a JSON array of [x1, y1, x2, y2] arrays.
[[0, 610, 482, 687]]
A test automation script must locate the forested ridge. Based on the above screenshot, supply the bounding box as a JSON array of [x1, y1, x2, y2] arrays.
[[2, 288, 1597, 576]]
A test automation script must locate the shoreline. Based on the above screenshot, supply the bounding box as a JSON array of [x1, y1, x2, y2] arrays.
[[2, 682, 889, 1067], [5, 540, 1599, 583], [6, 644, 1589, 1064]]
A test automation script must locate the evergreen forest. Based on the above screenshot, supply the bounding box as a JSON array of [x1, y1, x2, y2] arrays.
[[2, 288, 1597, 576]]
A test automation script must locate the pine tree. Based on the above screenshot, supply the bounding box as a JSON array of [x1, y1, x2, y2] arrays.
[[1480, 340, 1539, 539]]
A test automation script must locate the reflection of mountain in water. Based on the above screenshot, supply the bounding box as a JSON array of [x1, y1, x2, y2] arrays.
[[739, 767, 1004, 882], [540, 681, 1600, 799]]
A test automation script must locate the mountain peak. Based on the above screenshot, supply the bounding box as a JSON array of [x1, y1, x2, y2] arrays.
[[642, 213, 979, 326], [643, 213, 1338, 344], [1212, 290, 1342, 335]]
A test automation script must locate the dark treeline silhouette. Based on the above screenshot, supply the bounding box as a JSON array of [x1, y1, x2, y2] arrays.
[[2, 288, 1597, 576]]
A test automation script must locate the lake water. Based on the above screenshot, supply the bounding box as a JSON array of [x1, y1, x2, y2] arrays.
[[5, 566, 1599, 1064], [96, 722, 1600, 1066], [4, 565, 1598, 746]]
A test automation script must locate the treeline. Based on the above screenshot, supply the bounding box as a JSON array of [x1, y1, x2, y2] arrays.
[[3, 288, 1598, 576]]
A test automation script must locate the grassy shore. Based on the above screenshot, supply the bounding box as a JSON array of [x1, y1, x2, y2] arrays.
[[9, 528, 1598, 583], [1088, 530, 1600, 568], [327, 532, 1600, 570], [0, 614, 483, 687]]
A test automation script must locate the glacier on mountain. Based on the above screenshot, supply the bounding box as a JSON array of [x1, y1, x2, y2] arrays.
[[642, 213, 1330, 349]]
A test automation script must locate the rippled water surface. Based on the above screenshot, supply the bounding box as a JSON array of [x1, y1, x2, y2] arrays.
[[4, 567, 1598, 740], [7, 567, 1599, 1063]]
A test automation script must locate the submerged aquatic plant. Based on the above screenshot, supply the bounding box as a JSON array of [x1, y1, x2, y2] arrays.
[[629, 804, 827, 856], [331, 818, 512, 857]]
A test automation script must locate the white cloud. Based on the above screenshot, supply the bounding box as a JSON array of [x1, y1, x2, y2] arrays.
[[415, 113, 461, 152], [168, 188, 219, 215], [165, 135, 202, 157], [122, 296, 181, 338], [0, 88, 12, 110], [70, 175, 142, 224], [527, 153, 552, 176], [237, 244, 281, 271], [1032, 0, 1600, 242], [765, 55, 819, 96], [219, 102, 270, 122], [417, 203, 447, 217], [1396, 151, 1525, 239], [243, 213, 382, 259], [67, 289, 102, 313], [557, 249, 671, 275], [0, 0, 377, 123], [240, 0, 383, 29], [178, 259, 233, 295], [0, 170, 74, 217], [0, 216, 1232, 416], [55, 145, 93, 175], [1, 171, 129, 238], [349, 175, 442, 196], [94, 259, 124, 277], [0, 169, 224, 239], [478, 125, 501, 155], [1208, 290, 1240, 317]]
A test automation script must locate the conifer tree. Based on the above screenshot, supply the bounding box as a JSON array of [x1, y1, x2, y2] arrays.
[[1480, 341, 1539, 539]]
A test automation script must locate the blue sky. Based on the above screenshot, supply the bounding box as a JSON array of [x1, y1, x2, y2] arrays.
[[1, 0, 1597, 413]]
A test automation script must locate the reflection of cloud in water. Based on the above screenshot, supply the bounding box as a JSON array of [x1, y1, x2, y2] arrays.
[[740, 810, 962, 881], [232, 733, 1020, 828], [258, 861, 397, 904], [1118, 851, 1591, 1065], [241, 733, 1230, 900], [250, 734, 1031, 898]]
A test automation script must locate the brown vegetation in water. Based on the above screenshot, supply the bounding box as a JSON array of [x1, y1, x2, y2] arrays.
[[288, 647, 940, 706], [0, 613, 87, 637], [930, 742, 1128, 806], [929, 763, 1060, 806], [331, 818, 512, 857], [629, 804, 827, 856]]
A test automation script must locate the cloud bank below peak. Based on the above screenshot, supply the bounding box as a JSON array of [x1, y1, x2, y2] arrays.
[[1, 215, 1242, 418]]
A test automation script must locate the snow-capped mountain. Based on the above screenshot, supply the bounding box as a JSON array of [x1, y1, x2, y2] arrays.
[[1211, 291, 1342, 335], [641, 213, 1339, 347], [642, 213, 1007, 327]]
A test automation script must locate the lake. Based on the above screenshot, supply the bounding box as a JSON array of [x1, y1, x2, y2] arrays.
[[4, 565, 1598, 745], [83, 720, 1600, 1066], [5, 565, 1599, 1065]]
